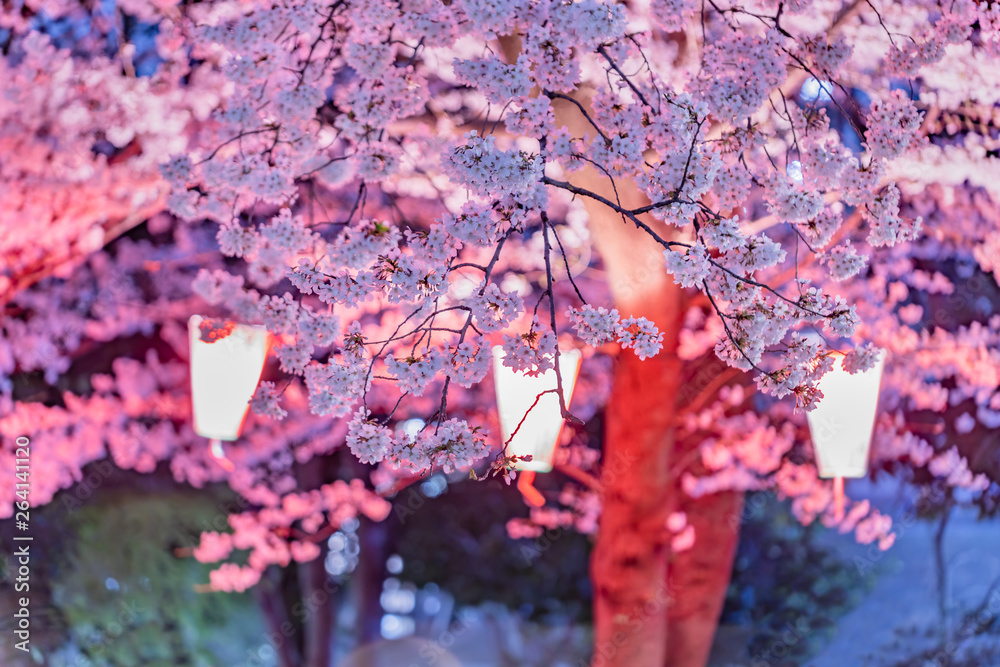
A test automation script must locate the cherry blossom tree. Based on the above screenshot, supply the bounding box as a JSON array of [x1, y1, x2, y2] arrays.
[[2, 0, 1000, 665]]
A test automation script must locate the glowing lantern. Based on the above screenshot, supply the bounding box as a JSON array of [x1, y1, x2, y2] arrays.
[[188, 316, 270, 468], [806, 349, 886, 519], [492, 346, 582, 506]]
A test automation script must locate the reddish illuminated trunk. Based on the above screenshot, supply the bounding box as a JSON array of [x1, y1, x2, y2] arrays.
[[664, 474, 744, 667], [563, 98, 742, 665], [489, 56, 746, 665], [297, 456, 335, 667], [589, 246, 745, 667], [591, 336, 683, 666]]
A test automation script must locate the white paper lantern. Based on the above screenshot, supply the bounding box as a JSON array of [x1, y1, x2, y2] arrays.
[[492, 346, 582, 473], [188, 315, 270, 441], [806, 350, 886, 479]]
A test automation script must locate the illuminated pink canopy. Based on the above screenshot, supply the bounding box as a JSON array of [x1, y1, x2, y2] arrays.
[[188, 315, 270, 442]]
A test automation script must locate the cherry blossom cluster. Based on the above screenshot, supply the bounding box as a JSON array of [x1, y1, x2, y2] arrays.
[[159, 0, 956, 433], [345, 407, 490, 475], [566, 305, 663, 359], [4, 0, 999, 573], [163, 0, 995, 556]]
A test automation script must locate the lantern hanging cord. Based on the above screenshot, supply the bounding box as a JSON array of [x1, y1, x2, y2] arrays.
[[209, 438, 235, 472], [517, 470, 546, 508], [833, 476, 845, 522]]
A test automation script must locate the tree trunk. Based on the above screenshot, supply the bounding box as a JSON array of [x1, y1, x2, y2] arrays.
[[558, 87, 686, 663], [589, 215, 745, 666], [489, 36, 744, 665], [549, 93, 743, 666], [591, 337, 684, 666], [297, 456, 335, 667], [353, 515, 390, 645], [299, 550, 334, 667], [255, 569, 303, 667], [664, 483, 744, 667]]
